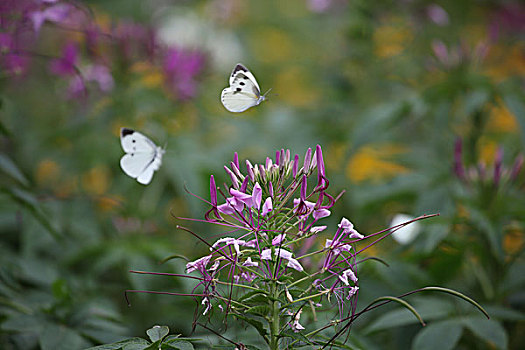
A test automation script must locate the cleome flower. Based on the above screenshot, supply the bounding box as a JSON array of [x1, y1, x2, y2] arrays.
[[128, 145, 444, 348]]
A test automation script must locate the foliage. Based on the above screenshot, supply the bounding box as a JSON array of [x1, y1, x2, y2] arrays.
[[1, 0, 524, 349]]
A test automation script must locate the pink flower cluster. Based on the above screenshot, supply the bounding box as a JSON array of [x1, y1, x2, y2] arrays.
[[0, 0, 205, 100]]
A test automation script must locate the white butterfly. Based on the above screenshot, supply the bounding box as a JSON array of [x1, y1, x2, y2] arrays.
[[119, 128, 165, 185], [221, 63, 270, 113]]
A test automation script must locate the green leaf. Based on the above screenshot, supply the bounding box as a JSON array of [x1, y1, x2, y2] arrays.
[[461, 316, 508, 350], [365, 297, 453, 333], [367, 296, 426, 327], [162, 339, 195, 350], [241, 293, 270, 306], [146, 325, 169, 343], [502, 93, 525, 141], [279, 331, 313, 345], [467, 207, 504, 262], [238, 290, 269, 302], [483, 305, 525, 321], [245, 305, 271, 318], [0, 154, 29, 186], [85, 338, 150, 350], [233, 314, 269, 344], [418, 287, 490, 319], [39, 324, 90, 350], [411, 320, 463, 350], [1, 187, 60, 239]]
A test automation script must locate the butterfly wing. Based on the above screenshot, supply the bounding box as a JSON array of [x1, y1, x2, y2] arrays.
[[221, 87, 260, 113], [221, 63, 265, 113], [229, 63, 261, 92], [120, 128, 157, 154], [119, 128, 162, 185]]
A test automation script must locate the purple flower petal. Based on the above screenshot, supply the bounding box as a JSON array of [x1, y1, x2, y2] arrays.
[[262, 197, 273, 216], [272, 234, 286, 246], [252, 182, 262, 209], [313, 208, 330, 220]]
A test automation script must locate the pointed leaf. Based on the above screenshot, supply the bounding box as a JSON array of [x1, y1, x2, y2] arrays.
[[412, 320, 463, 350], [77, 337, 150, 350], [233, 314, 269, 344], [0, 154, 29, 186], [39, 324, 90, 350], [367, 296, 426, 327], [419, 287, 489, 319], [461, 317, 507, 350]]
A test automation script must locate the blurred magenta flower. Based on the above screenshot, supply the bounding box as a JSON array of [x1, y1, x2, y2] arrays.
[[162, 48, 205, 100], [431, 39, 489, 70], [29, 2, 74, 33], [426, 4, 450, 26], [489, 2, 525, 40], [308, 0, 332, 13], [49, 42, 78, 76], [453, 137, 523, 187], [67, 64, 114, 98]]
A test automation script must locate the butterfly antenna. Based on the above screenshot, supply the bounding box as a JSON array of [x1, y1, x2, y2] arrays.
[[263, 88, 273, 100]]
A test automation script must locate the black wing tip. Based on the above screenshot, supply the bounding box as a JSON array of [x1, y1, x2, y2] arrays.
[[232, 63, 248, 76], [121, 128, 135, 137]]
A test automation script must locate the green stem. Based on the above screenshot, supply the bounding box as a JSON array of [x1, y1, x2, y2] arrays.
[[269, 281, 280, 350]]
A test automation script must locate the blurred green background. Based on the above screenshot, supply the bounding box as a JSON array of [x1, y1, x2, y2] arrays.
[[1, 0, 524, 349]]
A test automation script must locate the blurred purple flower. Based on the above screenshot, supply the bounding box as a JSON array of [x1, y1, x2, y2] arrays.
[[67, 64, 114, 98], [453, 137, 523, 188], [426, 4, 449, 26], [489, 2, 525, 40], [162, 48, 205, 100], [84, 64, 114, 92], [2, 54, 30, 75], [49, 42, 78, 76], [0, 33, 13, 53], [30, 3, 73, 33], [431, 39, 450, 66], [114, 21, 157, 61], [308, 0, 332, 13]]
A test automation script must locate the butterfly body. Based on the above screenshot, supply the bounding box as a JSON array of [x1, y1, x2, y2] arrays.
[[221, 63, 267, 113], [120, 128, 164, 185]]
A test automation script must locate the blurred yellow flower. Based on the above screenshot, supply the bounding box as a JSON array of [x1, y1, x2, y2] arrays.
[[479, 140, 498, 165], [373, 22, 413, 58], [97, 195, 123, 212], [250, 28, 292, 63], [487, 101, 518, 133], [36, 159, 60, 186], [503, 226, 523, 256], [346, 144, 409, 183], [132, 61, 164, 89], [82, 165, 111, 196], [484, 43, 525, 82], [274, 67, 319, 107]]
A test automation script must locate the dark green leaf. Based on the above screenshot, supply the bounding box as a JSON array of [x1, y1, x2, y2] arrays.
[[162, 339, 194, 350], [85, 338, 150, 350], [502, 93, 525, 141], [233, 314, 269, 344], [419, 287, 490, 319], [411, 320, 463, 350], [0, 154, 29, 186], [245, 305, 271, 318], [39, 324, 90, 350], [461, 317, 508, 350], [365, 297, 453, 333]]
